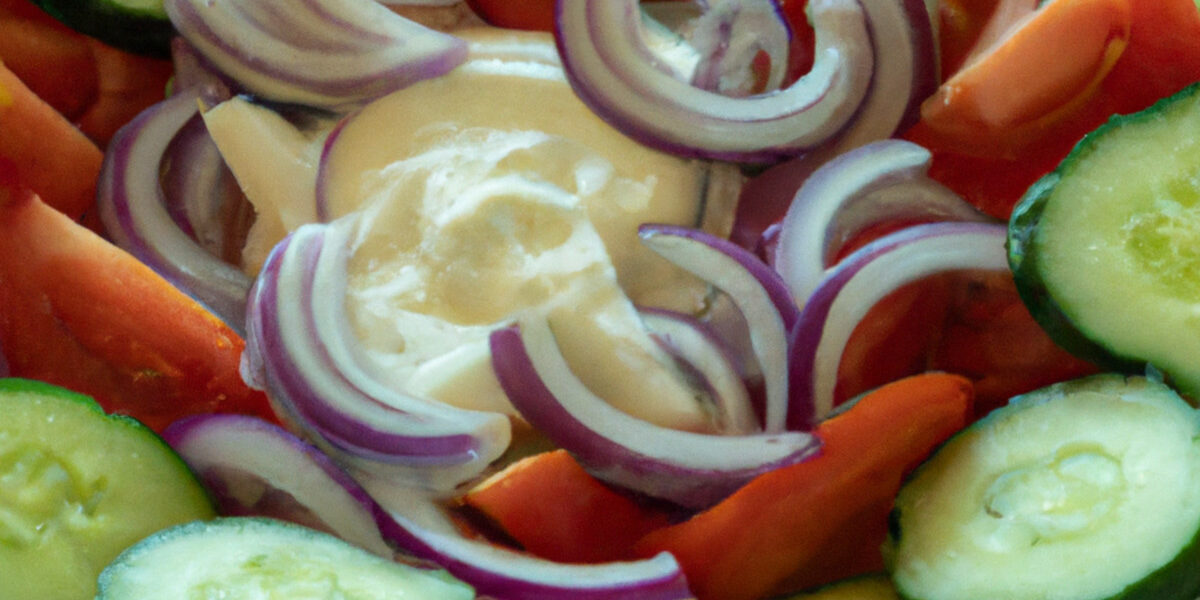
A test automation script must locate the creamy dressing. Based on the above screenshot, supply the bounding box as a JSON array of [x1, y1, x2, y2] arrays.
[[207, 29, 744, 435]]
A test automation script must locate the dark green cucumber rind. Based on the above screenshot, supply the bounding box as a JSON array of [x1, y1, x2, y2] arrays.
[[1006, 82, 1200, 392], [30, 0, 173, 58], [1006, 172, 1142, 374]]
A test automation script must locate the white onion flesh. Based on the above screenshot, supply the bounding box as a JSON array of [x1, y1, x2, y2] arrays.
[[638, 224, 799, 432], [491, 316, 818, 509], [165, 0, 469, 111], [774, 139, 991, 305], [555, 0, 874, 161], [97, 86, 254, 334], [243, 218, 512, 492], [788, 222, 1010, 425]]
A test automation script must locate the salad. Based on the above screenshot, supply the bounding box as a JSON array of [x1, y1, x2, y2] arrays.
[[2, 0, 1200, 598]]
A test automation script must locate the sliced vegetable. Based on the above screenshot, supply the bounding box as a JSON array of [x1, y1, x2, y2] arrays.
[[162, 413, 394, 558], [638, 224, 799, 431], [98, 85, 255, 334], [0, 176, 276, 432], [639, 307, 760, 434], [29, 0, 174, 57], [887, 375, 1200, 600], [466, 0, 555, 30], [489, 315, 818, 509], [908, 0, 1200, 219], [634, 372, 973, 600], [1008, 81, 1200, 399], [917, 0, 1133, 159], [165, 0, 469, 111], [554, 0, 875, 161], [460, 449, 672, 564], [74, 36, 174, 146], [789, 222, 1009, 424], [95, 517, 475, 599], [0, 56, 103, 220], [772, 139, 989, 305], [369, 486, 695, 600], [244, 219, 513, 492], [0, 9, 98, 119], [0, 377, 215, 600]]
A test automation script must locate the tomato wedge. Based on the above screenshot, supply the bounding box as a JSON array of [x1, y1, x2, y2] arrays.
[[0, 172, 276, 432]]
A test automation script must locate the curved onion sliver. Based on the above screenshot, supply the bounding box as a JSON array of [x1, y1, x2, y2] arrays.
[[788, 222, 1010, 426], [243, 219, 511, 492], [490, 316, 818, 509]]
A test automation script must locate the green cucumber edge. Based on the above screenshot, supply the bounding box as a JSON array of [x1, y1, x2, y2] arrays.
[[1006, 81, 1200, 384], [30, 0, 174, 58], [0, 376, 216, 507], [885, 374, 1200, 600]]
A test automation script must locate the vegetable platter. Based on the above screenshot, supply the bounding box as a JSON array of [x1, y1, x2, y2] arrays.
[[2, 0, 1200, 598]]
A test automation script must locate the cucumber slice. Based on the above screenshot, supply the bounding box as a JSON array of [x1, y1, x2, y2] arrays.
[[31, 0, 173, 57], [885, 374, 1200, 600], [1008, 82, 1200, 399], [96, 517, 476, 599], [0, 378, 215, 600]]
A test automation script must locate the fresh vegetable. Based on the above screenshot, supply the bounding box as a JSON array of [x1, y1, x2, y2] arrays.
[[634, 372, 974, 600], [162, 413, 395, 558], [73, 36, 173, 146], [95, 517, 476, 599], [0, 377, 215, 600], [243, 219, 514, 493], [460, 449, 672, 564], [0, 173, 276, 432], [887, 375, 1200, 600], [916, 0, 1133, 159], [637, 223, 800, 431], [789, 222, 1008, 424], [164, 0, 469, 111], [29, 0, 173, 57], [771, 139, 988, 305], [555, 0, 875, 161], [97, 83, 254, 333], [0, 3, 98, 120], [1008, 81, 1200, 399], [465, 0, 555, 31], [490, 315, 819, 509], [0, 56, 102, 220], [909, 0, 1200, 219]]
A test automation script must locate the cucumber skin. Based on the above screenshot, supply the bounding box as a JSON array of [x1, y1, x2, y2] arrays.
[[30, 0, 173, 58], [1006, 82, 1200, 391], [886, 374, 1200, 600], [0, 377, 216, 600]]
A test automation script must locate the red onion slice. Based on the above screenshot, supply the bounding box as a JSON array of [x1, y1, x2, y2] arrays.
[[163, 413, 394, 557], [788, 222, 1010, 426], [639, 307, 760, 434], [164, 0, 468, 111], [638, 224, 799, 433], [829, 0, 938, 150], [490, 316, 818, 509], [97, 86, 254, 335], [243, 218, 512, 492], [555, 0, 874, 161], [687, 0, 791, 96], [774, 139, 991, 304], [365, 485, 694, 600]]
